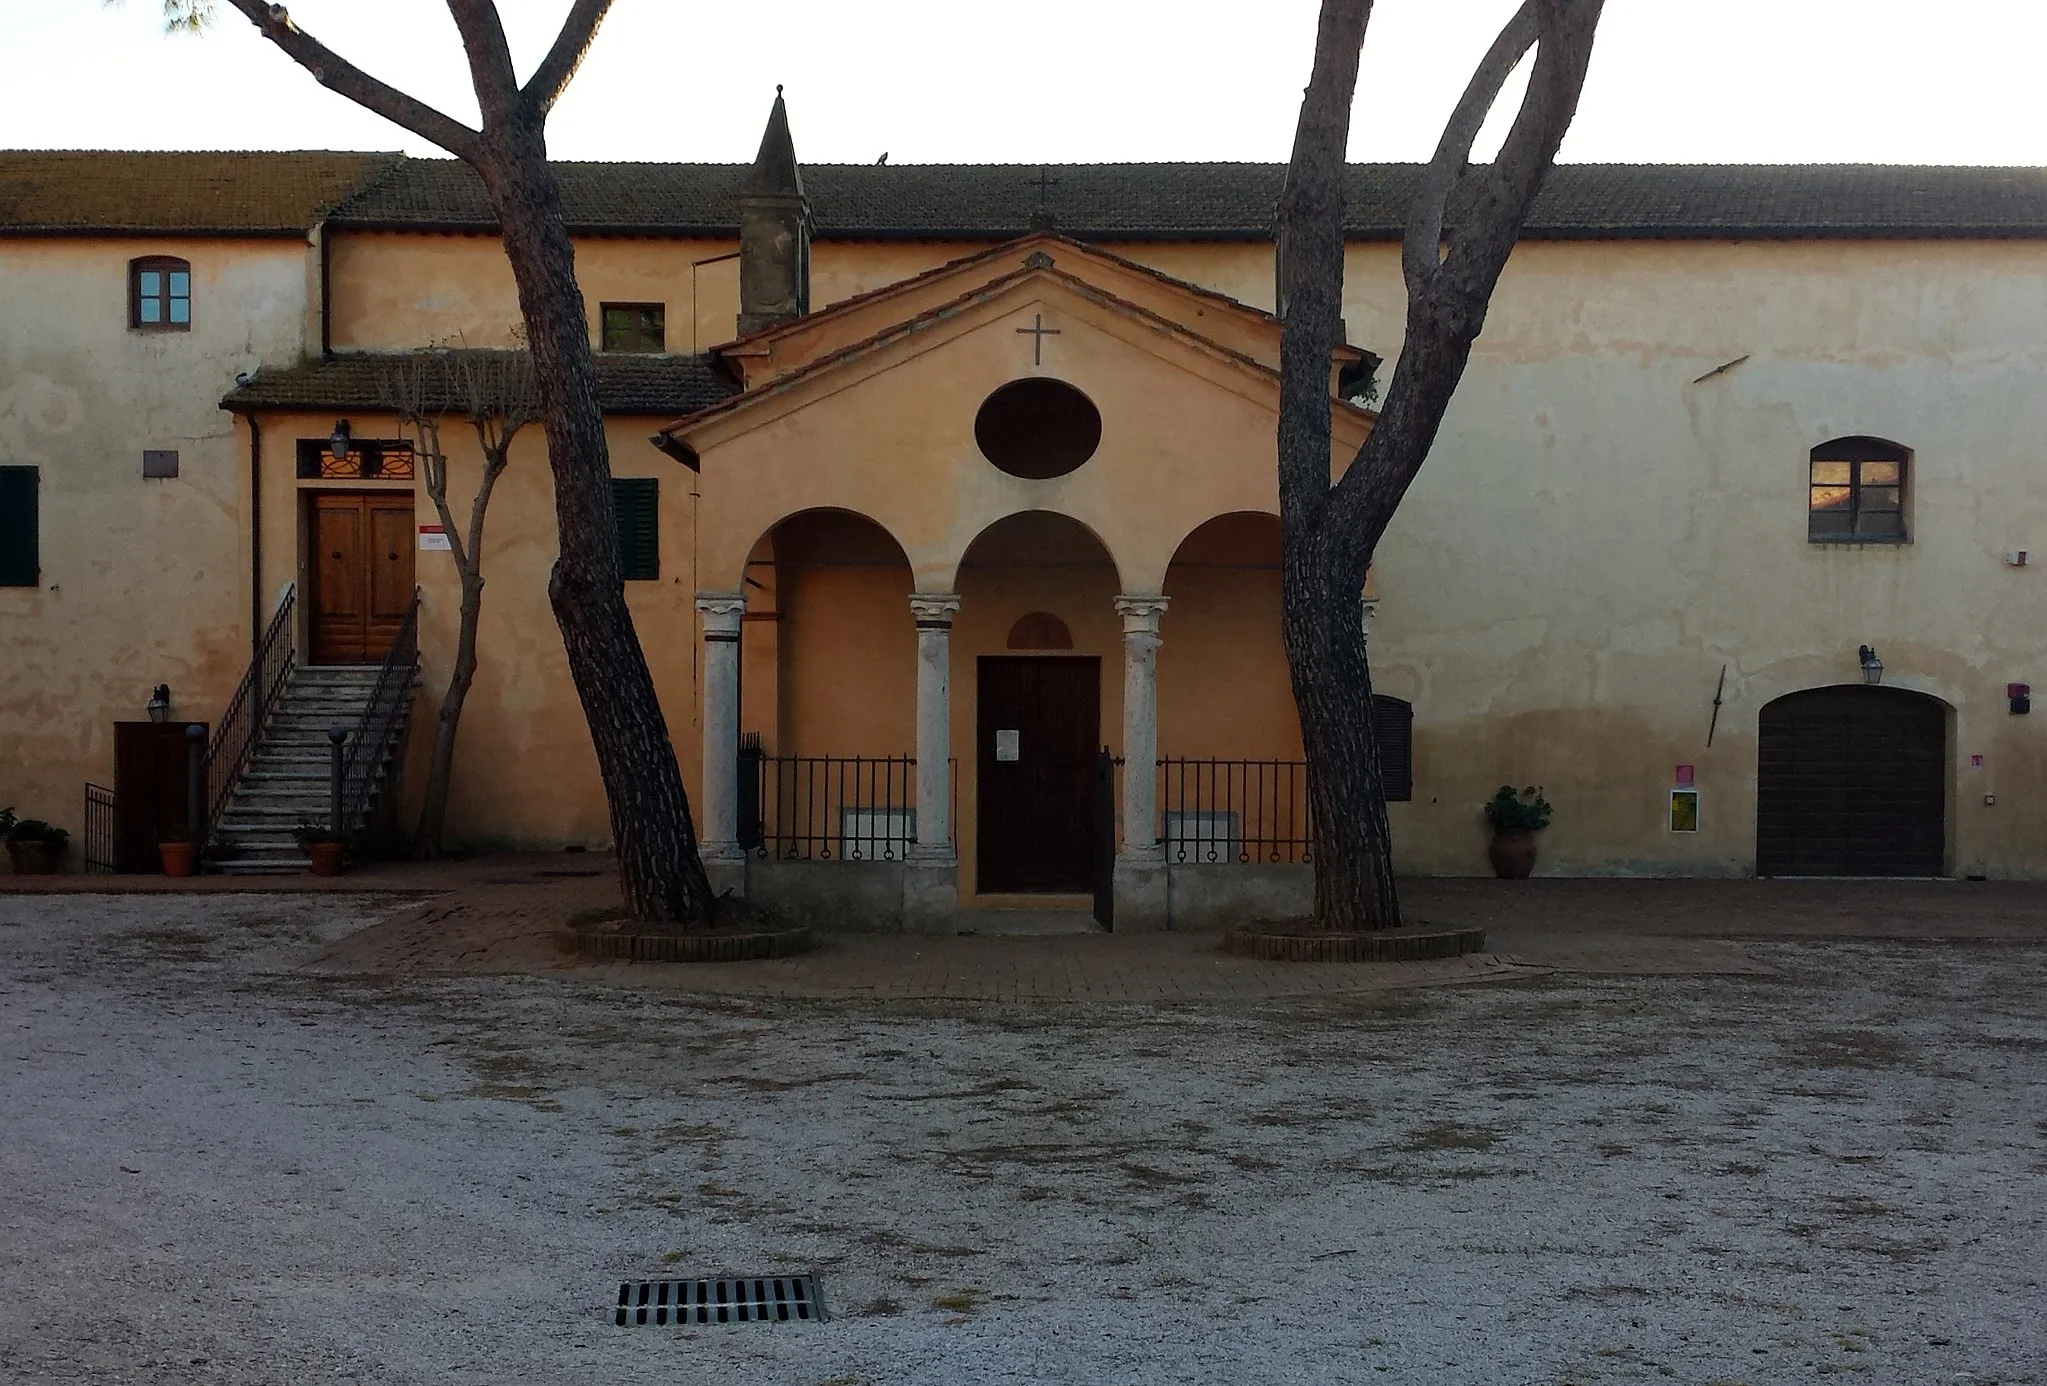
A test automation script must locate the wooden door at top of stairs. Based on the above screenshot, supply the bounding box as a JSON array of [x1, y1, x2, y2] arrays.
[[310, 492, 414, 664], [976, 656, 1101, 893]]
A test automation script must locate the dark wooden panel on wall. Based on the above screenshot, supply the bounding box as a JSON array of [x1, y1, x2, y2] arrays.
[[1757, 685, 1945, 877], [113, 720, 207, 870], [977, 656, 1100, 893]]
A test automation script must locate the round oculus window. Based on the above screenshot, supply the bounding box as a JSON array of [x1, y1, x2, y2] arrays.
[[974, 378, 1102, 479]]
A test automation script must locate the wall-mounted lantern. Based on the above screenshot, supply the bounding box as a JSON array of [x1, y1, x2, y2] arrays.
[[1858, 645, 1884, 685], [145, 683, 172, 724], [328, 418, 353, 465]]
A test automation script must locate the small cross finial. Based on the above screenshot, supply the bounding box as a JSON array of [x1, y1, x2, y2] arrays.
[[1015, 312, 1060, 365]]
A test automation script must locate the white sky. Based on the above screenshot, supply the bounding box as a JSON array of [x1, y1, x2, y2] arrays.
[[4, 0, 2047, 166]]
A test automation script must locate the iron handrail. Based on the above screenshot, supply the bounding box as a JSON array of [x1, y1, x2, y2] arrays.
[[335, 589, 420, 839], [200, 585, 297, 844]]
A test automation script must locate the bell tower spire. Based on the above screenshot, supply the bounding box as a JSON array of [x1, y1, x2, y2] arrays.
[[737, 85, 811, 335]]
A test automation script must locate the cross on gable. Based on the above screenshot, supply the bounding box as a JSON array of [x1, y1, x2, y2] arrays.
[[1032, 166, 1059, 203], [1015, 312, 1060, 365]]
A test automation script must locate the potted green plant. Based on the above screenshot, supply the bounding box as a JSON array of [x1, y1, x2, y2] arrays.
[[1482, 785, 1552, 879], [293, 820, 346, 877], [4, 811, 71, 875]]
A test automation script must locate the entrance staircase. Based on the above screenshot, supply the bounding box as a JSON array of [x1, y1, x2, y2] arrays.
[[209, 666, 413, 875]]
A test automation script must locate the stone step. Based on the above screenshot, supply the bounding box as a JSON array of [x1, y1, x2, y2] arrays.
[[211, 858, 307, 876]]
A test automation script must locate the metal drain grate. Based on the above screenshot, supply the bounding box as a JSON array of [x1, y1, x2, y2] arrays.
[[615, 1275, 824, 1326]]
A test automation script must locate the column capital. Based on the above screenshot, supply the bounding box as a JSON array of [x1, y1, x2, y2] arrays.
[[908, 592, 963, 627], [695, 591, 747, 636], [1115, 594, 1169, 636]]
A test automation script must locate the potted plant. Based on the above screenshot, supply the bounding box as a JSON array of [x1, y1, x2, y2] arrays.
[[1482, 785, 1552, 879], [4, 811, 71, 875], [293, 820, 346, 877]]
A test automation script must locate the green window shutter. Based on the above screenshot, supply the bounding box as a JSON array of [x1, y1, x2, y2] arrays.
[[613, 477, 659, 581], [1372, 694, 1414, 802], [0, 467, 38, 588]]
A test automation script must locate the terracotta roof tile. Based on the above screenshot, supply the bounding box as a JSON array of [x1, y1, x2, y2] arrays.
[[220, 350, 738, 416], [331, 160, 2047, 241], [0, 150, 401, 236]]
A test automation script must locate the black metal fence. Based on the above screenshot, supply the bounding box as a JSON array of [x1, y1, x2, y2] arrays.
[[82, 782, 122, 874], [1157, 758, 1311, 865], [201, 585, 296, 844], [335, 591, 420, 842], [746, 754, 957, 862]]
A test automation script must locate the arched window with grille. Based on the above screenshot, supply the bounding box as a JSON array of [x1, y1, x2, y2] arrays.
[[129, 256, 191, 331], [1809, 436, 1908, 542]]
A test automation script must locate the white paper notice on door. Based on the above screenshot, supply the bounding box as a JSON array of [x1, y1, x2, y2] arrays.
[[995, 729, 1020, 762]]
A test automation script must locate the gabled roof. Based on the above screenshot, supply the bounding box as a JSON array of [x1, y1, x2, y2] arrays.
[[221, 350, 738, 416], [329, 160, 2047, 242], [0, 151, 400, 237], [662, 262, 1371, 449], [722, 231, 1281, 351]]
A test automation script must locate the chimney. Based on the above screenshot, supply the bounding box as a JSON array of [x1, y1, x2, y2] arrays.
[[737, 86, 811, 336]]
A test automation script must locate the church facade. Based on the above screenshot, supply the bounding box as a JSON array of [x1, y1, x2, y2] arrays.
[[5, 98, 2047, 916]]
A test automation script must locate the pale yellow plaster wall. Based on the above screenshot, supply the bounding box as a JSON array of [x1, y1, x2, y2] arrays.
[[0, 236, 312, 854], [250, 410, 700, 849], [1327, 238, 2047, 877], [328, 232, 746, 355]]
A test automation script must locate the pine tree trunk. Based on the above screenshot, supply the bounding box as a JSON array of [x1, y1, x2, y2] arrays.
[[1281, 544, 1401, 930], [1275, 0, 1604, 931], [471, 117, 716, 924]]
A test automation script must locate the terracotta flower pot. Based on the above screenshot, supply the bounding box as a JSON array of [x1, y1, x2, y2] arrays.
[[1487, 829, 1538, 880], [158, 841, 197, 878], [307, 842, 345, 877], [6, 840, 59, 875]]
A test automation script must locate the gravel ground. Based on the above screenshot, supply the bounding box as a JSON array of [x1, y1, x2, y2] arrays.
[[2, 893, 2044, 1386]]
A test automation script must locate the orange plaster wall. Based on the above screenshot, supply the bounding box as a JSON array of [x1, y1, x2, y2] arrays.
[[251, 410, 701, 848]]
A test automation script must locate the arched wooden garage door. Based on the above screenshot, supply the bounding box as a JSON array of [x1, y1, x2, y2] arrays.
[[1756, 686, 1947, 876]]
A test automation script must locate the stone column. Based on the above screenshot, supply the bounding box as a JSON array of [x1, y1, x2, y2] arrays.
[[1114, 595, 1170, 930], [904, 593, 963, 932], [695, 592, 748, 893]]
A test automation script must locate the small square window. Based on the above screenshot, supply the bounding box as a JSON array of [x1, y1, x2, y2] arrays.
[[600, 303, 665, 353], [1809, 438, 1910, 543], [142, 449, 179, 479], [130, 256, 191, 332]]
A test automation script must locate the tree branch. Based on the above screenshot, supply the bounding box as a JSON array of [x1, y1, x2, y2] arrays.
[[521, 0, 614, 116], [442, 0, 523, 127], [1401, 0, 1538, 296], [218, 0, 481, 161], [1274, 0, 1373, 530]]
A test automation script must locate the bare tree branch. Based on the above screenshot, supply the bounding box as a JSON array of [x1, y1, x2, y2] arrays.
[[521, 0, 613, 115], [1401, 0, 1538, 296], [216, 0, 481, 160], [442, 0, 524, 126]]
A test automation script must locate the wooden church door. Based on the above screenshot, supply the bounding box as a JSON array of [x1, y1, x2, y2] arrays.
[[976, 656, 1101, 893]]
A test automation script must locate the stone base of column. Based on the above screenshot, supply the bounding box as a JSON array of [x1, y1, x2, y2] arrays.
[[702, 846, 748, 901], [902, 852, 959, 935], [1112, 851, 1170, 932]]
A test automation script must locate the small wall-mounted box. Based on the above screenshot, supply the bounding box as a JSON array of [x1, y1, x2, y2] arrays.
[[141, 449, 179, 479], [2009, 682, 2031, 715], [2008, 549, 2030, 567]]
